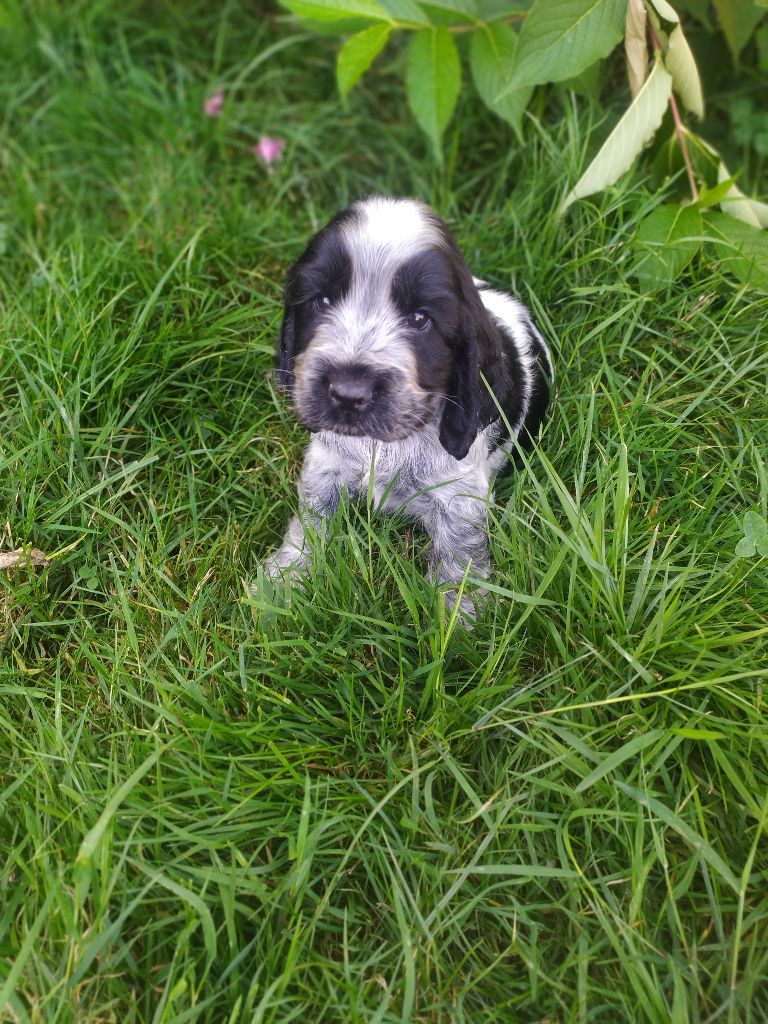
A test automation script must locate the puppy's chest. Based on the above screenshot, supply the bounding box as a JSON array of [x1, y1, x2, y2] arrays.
[[316, 424, 499, 511], [324, 431, 442, 498]]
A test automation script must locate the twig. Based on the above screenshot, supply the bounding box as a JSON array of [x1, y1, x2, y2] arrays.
[[0, 548, 50, 570]]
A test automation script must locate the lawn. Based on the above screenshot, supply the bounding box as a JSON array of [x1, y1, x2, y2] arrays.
[[1, 2, 767, 1021]]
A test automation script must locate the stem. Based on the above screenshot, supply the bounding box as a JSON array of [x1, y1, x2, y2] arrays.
[[668, 90, 699, 201], [648, 19, 699, 201]]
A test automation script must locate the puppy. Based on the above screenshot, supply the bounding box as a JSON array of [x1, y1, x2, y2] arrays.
[[263, 196, 552, 615]]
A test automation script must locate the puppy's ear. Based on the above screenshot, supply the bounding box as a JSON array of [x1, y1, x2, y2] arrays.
[[275, 269, 298, 392], [439, 303, 482, 461]]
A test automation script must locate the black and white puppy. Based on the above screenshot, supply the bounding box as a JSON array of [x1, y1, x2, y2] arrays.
[[264, 196, 553, 614]]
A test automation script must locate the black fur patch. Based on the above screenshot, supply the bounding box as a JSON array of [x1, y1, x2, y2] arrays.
[[391, 250, 456, 394], [276, 208, 357, 385], [389, 242, 527, 460], [519, 316, 551, 443], [391, 250, 459, 329]]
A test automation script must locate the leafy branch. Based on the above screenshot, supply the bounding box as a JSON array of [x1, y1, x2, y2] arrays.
[[277, 0, 768, 292]]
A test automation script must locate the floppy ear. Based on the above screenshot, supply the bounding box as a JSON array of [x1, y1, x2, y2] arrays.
[[438, 303, 482, 461], [275, 270, 298, 392]]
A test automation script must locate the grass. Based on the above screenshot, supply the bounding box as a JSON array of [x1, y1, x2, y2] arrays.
[[1, 1, 767, 1021]]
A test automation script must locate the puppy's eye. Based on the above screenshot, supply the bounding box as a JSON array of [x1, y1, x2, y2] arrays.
[[408, 311, 431, 331], [314, 295, 332, 311]]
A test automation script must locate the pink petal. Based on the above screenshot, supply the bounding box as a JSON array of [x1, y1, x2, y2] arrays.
[[252, 136, 286, 166], [204, 90, 224, 117]]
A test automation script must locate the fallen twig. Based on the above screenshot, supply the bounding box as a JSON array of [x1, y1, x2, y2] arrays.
[[0, 548, 50, 570]]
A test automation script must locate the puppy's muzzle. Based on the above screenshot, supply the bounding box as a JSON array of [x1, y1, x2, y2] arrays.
[[327, 371, 373, 414], [294, 357, 430, 440], [312, 361, 388, 433]]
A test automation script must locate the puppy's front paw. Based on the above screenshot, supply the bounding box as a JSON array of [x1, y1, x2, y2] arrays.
[[259, 513, 315, 585], [249, 548, 309, 620], [428, 550, 486, 627], [261, 543, 310, 581], [442, 587, 477, 627]]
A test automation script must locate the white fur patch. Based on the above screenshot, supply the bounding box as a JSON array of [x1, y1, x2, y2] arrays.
[[358, 197, 433, 248], [479, 285, 554, 379], [341, 197, 443, 270]]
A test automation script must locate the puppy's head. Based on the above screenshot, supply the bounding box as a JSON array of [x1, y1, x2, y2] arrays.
[[276, 197, 499, 459]]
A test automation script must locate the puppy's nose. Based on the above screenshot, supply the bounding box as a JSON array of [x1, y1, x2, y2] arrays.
[[328, 376, 373, 412]]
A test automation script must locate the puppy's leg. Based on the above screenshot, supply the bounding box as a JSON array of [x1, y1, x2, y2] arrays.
[[422, 480, 492, 620], [263, 511, 312, 577], [264, 438, 355, 578]]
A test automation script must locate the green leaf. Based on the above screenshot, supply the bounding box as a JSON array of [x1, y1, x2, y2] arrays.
[[280, 0, 393, 23], [713, 0, 765, 61], [696, 177, 741, 209], [647, 0, 682, 23], [505, 0, 626, 91], [718, 161, 768, 228], [744, 510, 768, 542], [74, 745, 168, 904], [736, 511, 768, 557], [378, 0, 430, 22], [665, 23, 704, 116], [405, 26, 461, 159], [670, 728, 726, 740], [419, 0, 479, 24], [337, 24, 391, 97], [617, 781, 741, 893], [561, 55, 673, 211], [735, 536, 756, 556], [675, 0, 713, 22], [449, 864, 579, 878], [704, 211, 768, 292], [470, 22, 532, 139], [133, 865, 218, 963], [0, 893, 56, 1014], [575, 729, 664, 792], [560, 58, 603, 97], [647, 0, 704, 115], [476, 0, 529, 17], [632, 203, 702, 289]]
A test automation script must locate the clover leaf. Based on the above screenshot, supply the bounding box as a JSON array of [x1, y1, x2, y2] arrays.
[[736, 511, 768, 558]]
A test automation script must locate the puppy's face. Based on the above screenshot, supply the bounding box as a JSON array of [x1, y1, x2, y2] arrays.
[[277, 199, 477, 448]]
